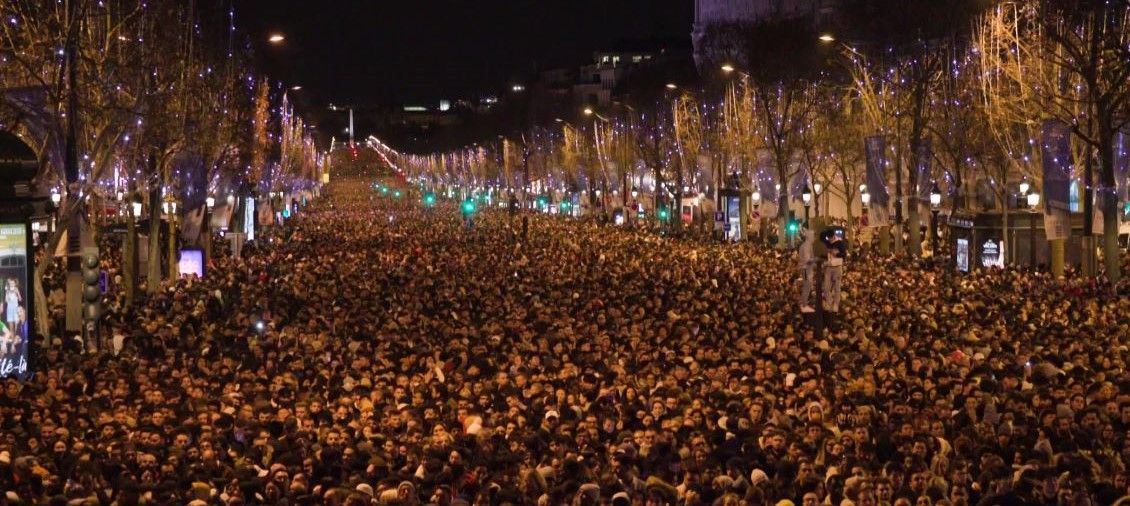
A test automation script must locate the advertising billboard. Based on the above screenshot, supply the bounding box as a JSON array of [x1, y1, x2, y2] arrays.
[[0, 223, 30, 378]]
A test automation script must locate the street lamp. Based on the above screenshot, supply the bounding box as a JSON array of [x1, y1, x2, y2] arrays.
[[203, 195, 215, 273], [130, 194, 142, 218], [268, 33, 285, 44], [665, 83, 678, 90], [819, 33, 836, 43], [930, 182, 942, 257], [721, 64, 735, 74], [752, 190, 761, 210], [50, 187, 62, 206], [162, 194, 178, 215], [802, 183, 812, 226]]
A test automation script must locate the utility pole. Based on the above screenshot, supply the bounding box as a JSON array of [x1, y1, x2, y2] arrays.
[[63, 0, 85, 338]]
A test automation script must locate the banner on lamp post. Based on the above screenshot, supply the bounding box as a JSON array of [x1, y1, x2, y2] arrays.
[[865, 135, 890, 227], [1044, 207, 1070, 241], [1040, 119, 1073, 213]]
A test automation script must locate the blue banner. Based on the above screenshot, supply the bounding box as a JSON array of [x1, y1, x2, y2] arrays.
[[865, 135, 890, 207], [1040, 119, 1073, 213]]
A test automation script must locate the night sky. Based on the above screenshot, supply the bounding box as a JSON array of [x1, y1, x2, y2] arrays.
[[234, 0, 694, 107]]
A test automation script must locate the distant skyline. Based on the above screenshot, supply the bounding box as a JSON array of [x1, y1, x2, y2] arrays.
[[235, 0, 694, 108]]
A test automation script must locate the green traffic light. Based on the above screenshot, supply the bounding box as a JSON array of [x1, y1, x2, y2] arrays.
[[658, 207, 669, 221], [424, 192, 436, 206], [394, 190, 401, 198], [461, 199, 476, 215]]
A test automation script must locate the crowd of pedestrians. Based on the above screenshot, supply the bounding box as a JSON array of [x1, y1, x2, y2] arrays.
[[1, 179, 1129, 505]]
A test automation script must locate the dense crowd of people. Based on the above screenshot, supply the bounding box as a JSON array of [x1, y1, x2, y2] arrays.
[[2, 179, 1129, 506]]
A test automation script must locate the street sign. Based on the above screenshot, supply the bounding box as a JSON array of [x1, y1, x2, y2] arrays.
[[714, 211, 724, 222], [723, 223, 731, 232], [751, 210, 760, 220]]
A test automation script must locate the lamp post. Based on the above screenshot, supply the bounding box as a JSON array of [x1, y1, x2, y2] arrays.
[[861, 185, 871, 249], [813, 181, 822, 217], [50, 187, 62, 233], [204, 196, 215, 270], [124, 192, 142, 306], [930, 183, 941, 258], [1027, 191, 1040, 268], [162, 193, 178, 280], [802, 183, 812, 227]]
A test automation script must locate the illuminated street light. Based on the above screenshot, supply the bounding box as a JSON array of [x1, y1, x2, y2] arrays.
[[290, 85, 302, 91], [819, 33, 836, 43], [268, 33, 285, 44], [583, 107, 594, 116], [721, 64, 735, 74], [666, 83, 677, 90]]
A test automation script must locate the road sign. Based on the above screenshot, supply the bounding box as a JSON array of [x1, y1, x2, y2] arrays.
[[714, 211, 724, 222]]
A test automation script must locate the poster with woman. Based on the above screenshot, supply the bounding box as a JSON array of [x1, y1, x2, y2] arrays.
[[0, 223, 29, 378]]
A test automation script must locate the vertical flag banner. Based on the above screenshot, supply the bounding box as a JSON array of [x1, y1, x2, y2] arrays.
[[865, 136, 890, 226], [1114, 130, 1128, 207], [865, 136, 890, 207], [1040, 119, 1073, 213]]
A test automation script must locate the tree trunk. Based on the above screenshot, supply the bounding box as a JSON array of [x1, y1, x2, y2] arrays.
[[1098, 131, 1121, 283], [147, 185, 162, 294], [1081, 150, 1096, 277], [1050, 238, 1065, 277], [908, 202, 922, 257]]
